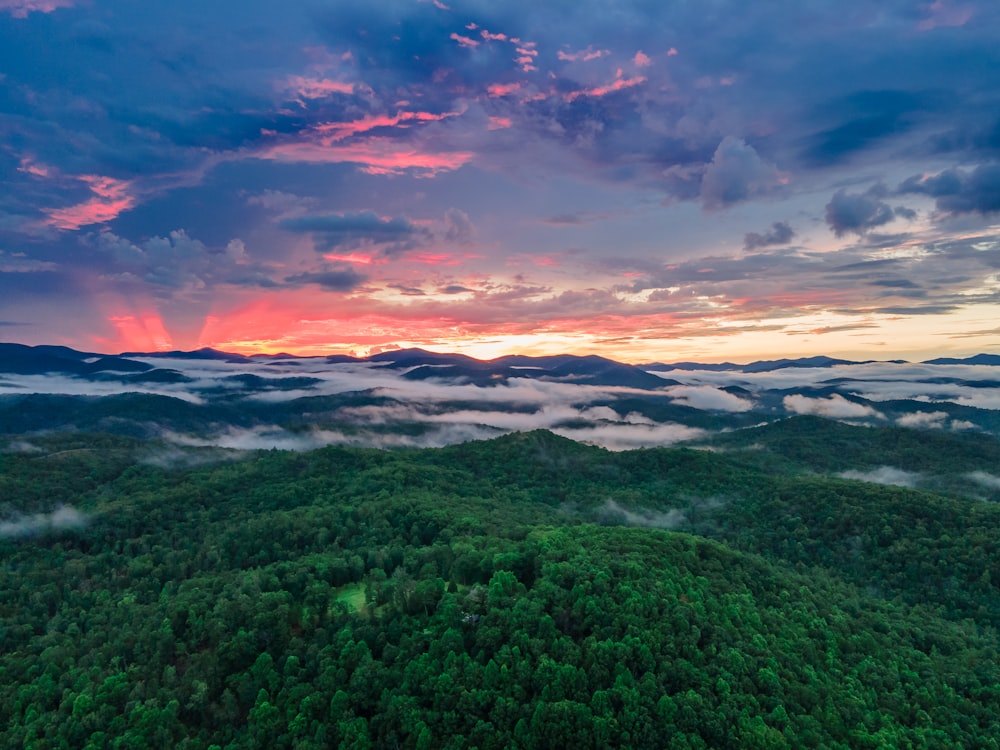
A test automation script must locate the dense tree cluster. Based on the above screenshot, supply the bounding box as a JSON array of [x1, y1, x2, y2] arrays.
[[2, 423, 1000, 747]]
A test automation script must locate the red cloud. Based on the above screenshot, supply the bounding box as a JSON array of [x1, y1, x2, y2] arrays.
[[43, 175, 136, 230]]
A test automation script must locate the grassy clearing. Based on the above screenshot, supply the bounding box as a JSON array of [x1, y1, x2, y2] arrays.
[[333, 583, 366, 614]]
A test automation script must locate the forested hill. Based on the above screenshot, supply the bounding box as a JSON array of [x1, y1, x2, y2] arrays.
[[3, 420, 1000, 748]]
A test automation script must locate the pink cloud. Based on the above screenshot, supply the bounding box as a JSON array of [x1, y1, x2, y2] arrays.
[[284, 75, 355, 100], [311, 109, 461, 141], [404, 251, 482, 265], [43, 175, 136, 230], [450, 32, 480, 49], [667, 47, 679, 56], [0, 0, 74, 17], [515, 44, 539, 72], [17, 157, 50, 177], [633, 51, 652, 67], [488, 116, 512, 130], [259, 137, 472, 177], [917, 0, 973, 30], [564, 70, 647, 102], [558, 47, 608, 62], [487, 82, 521, 97], [433, 0, 450, 9], [481, 30, 507, 42], [323, 252, 383, 265]]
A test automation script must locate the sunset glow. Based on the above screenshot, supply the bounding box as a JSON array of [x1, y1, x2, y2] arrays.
[[1, 0, 998, 362]]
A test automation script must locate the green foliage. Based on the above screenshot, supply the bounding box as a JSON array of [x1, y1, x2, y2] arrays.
[[2, 420, 1000, 747]]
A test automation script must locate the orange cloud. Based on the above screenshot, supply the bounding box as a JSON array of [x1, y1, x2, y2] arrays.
[[43, 175, 136, 230]]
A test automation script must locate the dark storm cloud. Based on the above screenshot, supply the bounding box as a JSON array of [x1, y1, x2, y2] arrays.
[[743, 221, 795, 251], [899, 163, 1000, 215]]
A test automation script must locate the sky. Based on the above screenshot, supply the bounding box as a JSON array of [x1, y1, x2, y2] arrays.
[[1, 0, 999, 362]]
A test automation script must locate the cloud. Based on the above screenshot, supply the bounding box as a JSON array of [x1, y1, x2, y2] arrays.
[[0, 371, 206, 402], [783, 393, 884, 419], [918, 0, 974, 31], [598, 499, 687, 529], [824, 185, 910, 236], [743, 221, 795, 250], [898, 163, 1000, 215], [282, 76, 355, 100], [896, 410, 949, 428], [664, 385, 754, 412], [552, 422, 706, 450], [42, 175, 136, 230], [968, 471, 1000, 490], [283, 268, 368, 291], [564, 71, 647, 102], [280, 211, 417, 241], [89, 229, 257, 292], [839, 466, 920, 488], [257, 136, 473, 177], [700, 137, 781, 210], [0, 0, 74, 17], [0, 505, 87, 538], [558, 46, 609, 62]]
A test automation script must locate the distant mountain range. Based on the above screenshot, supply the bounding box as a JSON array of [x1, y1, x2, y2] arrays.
[[2, 343, 999, 449], [3, 342, 998, 378]]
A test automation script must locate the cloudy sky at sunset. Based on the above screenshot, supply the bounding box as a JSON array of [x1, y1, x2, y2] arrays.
[[2, 0, 999, 361]]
